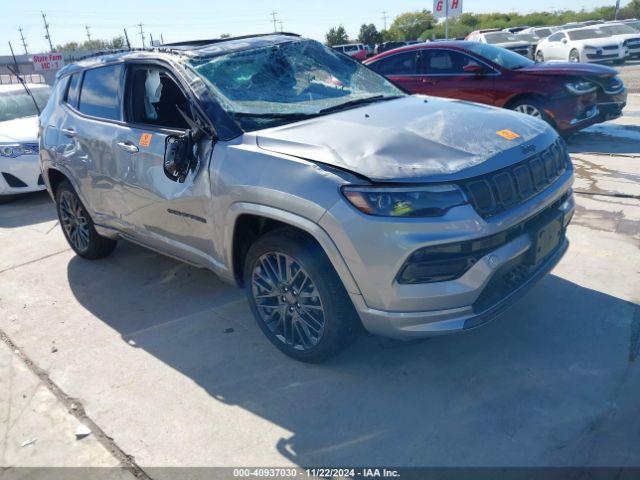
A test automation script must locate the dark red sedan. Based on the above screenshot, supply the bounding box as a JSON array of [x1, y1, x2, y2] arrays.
[[364, 41, 626, 136]]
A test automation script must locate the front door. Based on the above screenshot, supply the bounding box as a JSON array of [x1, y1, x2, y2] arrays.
[[117, 63, 215, 267]]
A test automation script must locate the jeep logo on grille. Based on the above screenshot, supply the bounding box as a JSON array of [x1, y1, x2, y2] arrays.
[[521, 144, 536, 155]]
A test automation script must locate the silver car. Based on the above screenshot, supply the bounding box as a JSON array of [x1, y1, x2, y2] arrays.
[[39, 34, 575, 362]]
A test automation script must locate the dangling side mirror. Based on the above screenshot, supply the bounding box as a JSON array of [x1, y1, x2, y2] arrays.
[[164, 134, 191, 183]]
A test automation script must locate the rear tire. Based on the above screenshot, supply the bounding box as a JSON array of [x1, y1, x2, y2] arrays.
[[55, 180, 117, 259], [535, 51, 544, 63], [244, 228, 360, 362]]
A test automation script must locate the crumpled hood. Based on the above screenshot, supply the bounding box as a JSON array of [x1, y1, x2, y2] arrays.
[[256, 96, 557, 183], [0, 116, 39, 143]]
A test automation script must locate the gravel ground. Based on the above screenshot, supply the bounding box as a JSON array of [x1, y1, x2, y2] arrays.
[[617, 59, 640, 93]]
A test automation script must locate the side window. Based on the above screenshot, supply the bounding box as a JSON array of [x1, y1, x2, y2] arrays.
[[421, 50, 482, 75], [128, 67, 189, 130], [78, 64, 123, 120], [65, 73, 82, 109], [369, 51, 418, 75], [548, 32, 564, 42]]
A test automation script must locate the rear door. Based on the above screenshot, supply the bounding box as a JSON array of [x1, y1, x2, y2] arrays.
[[116, 62, 214, 265], [418, 48, 497, 104], [368, 50, 423, 92]]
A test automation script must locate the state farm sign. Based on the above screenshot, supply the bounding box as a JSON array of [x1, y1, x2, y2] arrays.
[[434, 0, 463, 19], [32, 53, 65, 71]]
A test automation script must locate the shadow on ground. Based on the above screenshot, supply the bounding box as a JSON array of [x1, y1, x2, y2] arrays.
[[65, 240, 640, 467], [0, 191, 56, 228]]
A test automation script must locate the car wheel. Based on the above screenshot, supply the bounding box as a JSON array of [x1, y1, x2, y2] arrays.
[[55, 180, 117, 259], [569, 49, 580, 63], [535, 51, 544, 62], [510, 98, 550, 121], [244, 228, 360, 362]]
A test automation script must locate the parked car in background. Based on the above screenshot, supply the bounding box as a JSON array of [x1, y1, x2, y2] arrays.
[[39, 34, 575, 362], [622, 19, 640, 31], [466, 30, 536, 58], [560, 22, 587, 30], [0, 83, 51, 202], [535, 28, 627, 64], [520, 26, 560, 41], [332, 43, 368, 61], [374, 41, 407, 55], [583, 20, 605, 26], [364, 42, 627, 136], [598, 22, 640, 58], [504, 26, 531, 34]]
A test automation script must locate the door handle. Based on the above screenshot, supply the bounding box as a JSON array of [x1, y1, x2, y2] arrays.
[[116, 141, 139, 154], [61, 127, 76, 137], [421, 78, 434, 85]]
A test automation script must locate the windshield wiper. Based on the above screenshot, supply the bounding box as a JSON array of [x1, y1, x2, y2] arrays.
[[318, 95, 402, 115], [231, 112, 315, 120]]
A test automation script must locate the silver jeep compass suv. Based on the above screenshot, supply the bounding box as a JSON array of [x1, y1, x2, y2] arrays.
[[39, 34, 574, 362]]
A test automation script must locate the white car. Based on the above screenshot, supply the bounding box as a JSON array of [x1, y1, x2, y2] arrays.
[[519, 26, 560, 41], [535, 27, 627, 64], [466, 31, 535, 58], [0, 83, 50, 202], [598, 22, 640, 58]]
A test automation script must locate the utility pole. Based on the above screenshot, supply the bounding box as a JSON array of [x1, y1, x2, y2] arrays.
[[270, 11, 278, 32], [41, 11, 54, 52], [150, 33, 155, 46], [160, 34, 165, 44], [18, 27, 28, 55], [8, 41, 20, 75], [278, 20, 284, 32], [85, 25, 92, 42], [382, 11, 388, 31], [123, 28, 131, 50], [138, 23, 145, 48]]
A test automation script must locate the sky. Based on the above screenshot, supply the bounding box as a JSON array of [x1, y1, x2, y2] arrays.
[[0, 0, 630, 56]]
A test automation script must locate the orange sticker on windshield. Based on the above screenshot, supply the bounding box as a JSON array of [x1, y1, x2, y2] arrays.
[[496, 129, 520, 140], [139, 133, 153, 147]]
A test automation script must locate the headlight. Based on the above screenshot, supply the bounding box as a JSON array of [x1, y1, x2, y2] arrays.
[[565, 81, 598, 95], [0, 143, 39, 158], [342, 184, 467, 217]]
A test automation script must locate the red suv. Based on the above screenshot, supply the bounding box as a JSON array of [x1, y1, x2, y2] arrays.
[[364, 41, 626, 136]]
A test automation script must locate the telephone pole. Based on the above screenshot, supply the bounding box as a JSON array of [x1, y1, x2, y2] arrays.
[[382, 10, 388, 31], [123, 28, 131, 50], [85, 25, 92, 42], [18, 27, 28, 54], [270, 11, 278, 32], [278, 20, 284, 32], [138, 23, 146, 48], [41, 11, 54, 52]]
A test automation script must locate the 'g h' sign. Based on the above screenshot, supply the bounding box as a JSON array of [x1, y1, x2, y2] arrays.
[[434, 0, 463, 19]]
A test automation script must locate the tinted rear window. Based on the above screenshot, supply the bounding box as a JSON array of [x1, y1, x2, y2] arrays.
[[66, 73, 81, 108], [78, 64, 123, 120]]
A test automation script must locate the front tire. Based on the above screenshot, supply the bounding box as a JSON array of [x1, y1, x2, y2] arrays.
[[535, 50, 544, 63], [569, 49, 580, 63], [55, 180, 117, 259], [244, 228, 360, 362], [510, 97, 553, 126]]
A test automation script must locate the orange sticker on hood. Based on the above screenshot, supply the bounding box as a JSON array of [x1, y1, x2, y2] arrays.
[[139, 133, 152, 147], [496, 129, 520, 140]]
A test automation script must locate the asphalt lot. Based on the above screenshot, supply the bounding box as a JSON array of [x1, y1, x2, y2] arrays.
[[618, 59, 640, 94], [1, 97, 639, 474]]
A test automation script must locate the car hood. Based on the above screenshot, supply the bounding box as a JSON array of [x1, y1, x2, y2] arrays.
[[0, 116, 39, 143], [518, 61, 618, 78], [574, 37, 620, 48], [256, 96, 557, 183], [610, 33, 640, 41]]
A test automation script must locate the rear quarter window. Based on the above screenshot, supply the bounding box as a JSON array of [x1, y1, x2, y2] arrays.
[[65, 73, 82, 108], [78, 64, 124, 120]]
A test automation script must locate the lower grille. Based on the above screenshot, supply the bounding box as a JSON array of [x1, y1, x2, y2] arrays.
[[459, 139, 570, 218], [2, 172, 28, 188], [473, 252, 533, 314]]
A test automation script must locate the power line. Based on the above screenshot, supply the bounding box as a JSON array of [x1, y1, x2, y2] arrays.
[[41, 11, 54, 51], [18, 27, 28, 54], [137, 22, 145, 48]]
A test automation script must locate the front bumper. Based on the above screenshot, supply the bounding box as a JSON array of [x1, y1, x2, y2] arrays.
[[548, 93, 599, 134], [321, 164, 574, 340], [597, 89, 627, 122], [0, 154, 46, 196]]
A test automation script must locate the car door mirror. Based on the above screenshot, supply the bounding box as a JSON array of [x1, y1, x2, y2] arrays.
[[562, 38, 568, 44], [164, 134, 191, 183], [463, 63, 486, 74]]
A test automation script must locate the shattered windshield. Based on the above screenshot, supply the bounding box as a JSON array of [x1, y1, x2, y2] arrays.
[[189, 39, 404, 130]]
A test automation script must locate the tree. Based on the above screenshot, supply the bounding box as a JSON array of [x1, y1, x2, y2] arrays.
[[388, 10, 434, 41], [108, 36, 126, 50], [220, 33, 231, 39], [326, 25, 348, 46], [358, 23, 382, 46]]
